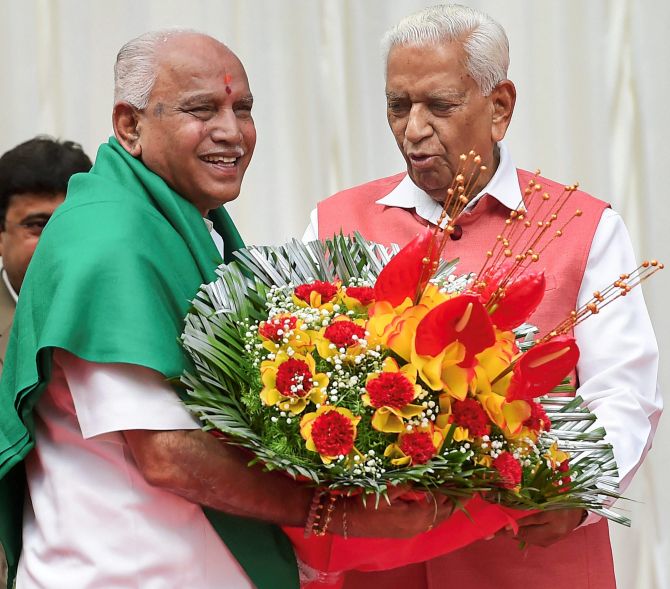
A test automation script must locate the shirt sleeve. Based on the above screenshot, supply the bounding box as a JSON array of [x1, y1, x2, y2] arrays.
[[302, 208, 319, 242], [56, 349, 200, 439], [573, 209, 662, 524]]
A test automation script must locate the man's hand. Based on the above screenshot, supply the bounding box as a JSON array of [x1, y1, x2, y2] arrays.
[[124, 428, 457, 538], [332, 489, 454, 539], [499, 508, 585, 548]]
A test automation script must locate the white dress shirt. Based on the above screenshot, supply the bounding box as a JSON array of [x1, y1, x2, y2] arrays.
[[304, 143, 662, 523], [1, 268, 18, 304], [17, 219, 254, 588]]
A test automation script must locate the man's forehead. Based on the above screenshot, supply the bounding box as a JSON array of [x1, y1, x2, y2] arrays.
[[155, 35, 242, 78], [6, 192, 65, 214], [153, 48, 248, 95]]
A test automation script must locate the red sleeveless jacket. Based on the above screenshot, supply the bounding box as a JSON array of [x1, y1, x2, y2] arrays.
[[317, 170, 616, 589]]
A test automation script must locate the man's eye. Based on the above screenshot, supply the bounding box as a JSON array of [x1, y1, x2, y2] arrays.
[[234, 106, 253, 118], [431, 103, 456, 114], [187, 107, 214, 119], [20, 220, 48, 236], [387, 103, 409, 115]]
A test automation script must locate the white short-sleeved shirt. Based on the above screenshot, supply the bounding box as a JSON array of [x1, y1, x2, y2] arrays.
[[18, 222, 254, 588], [18, 351, 253, 589]]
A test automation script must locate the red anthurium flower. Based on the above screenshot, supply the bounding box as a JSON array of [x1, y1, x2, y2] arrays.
[[489, 272, 546, 330], [374, 228, 440, 307], [507, 337, 580, 401], [414, 294, 495, 367]]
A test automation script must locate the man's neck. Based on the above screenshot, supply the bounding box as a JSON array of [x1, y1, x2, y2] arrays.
[[427, 144, 501, 216]]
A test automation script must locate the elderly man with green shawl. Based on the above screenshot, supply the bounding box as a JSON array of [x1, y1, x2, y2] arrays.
[[0, 30, 452, 589]]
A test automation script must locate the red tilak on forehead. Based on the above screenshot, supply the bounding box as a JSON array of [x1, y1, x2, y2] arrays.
[[224, 73, 233, 94]]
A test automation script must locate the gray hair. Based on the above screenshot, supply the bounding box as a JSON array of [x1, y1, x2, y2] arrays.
[[113, 28, 201, 109], [381, 4, 509, 96]]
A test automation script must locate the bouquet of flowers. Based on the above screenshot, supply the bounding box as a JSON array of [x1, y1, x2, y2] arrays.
[[180, 162, 661, 585]]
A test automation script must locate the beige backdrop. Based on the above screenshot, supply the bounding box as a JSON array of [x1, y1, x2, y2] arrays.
[[0, 1, 667, 587]]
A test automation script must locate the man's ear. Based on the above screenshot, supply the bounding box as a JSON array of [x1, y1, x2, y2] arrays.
[[112, 102, 143, 157], [490, 80, 516, 143]]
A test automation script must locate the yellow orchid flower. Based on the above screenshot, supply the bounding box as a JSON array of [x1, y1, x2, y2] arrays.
[[473, 329, 517, 396], [417, 282, 452, 308], [260, 351, 328, 414], [503, 400, 552, 442], [366, 298, 424, 354], [409, 340, 467, 396], [545, 441, 570, 469], [477, 392, 531, 437], [365, 284, 451, 355], [300, 405, 360, 464]]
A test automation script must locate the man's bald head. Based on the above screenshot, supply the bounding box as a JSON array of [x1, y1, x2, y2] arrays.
[[114, 29, 232, 111]]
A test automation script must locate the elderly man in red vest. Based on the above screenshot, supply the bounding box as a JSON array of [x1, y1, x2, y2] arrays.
[[305, 4, 661, 588]]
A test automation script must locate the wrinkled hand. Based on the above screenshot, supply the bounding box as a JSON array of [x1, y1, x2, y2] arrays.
[[333, 486, 454, 539], [498, 508, 585, 548]]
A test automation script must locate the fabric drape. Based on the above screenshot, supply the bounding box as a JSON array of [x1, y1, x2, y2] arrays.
[[0, 137, 298, 589]]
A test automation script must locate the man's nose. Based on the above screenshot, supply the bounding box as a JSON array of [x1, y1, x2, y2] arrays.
[[209, 109, 243, 143], [404, 104, 432, 143]]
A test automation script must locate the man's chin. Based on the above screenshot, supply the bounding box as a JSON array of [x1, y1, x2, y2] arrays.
[[407, 171, 449, 201], [207, 188, 242, 209]]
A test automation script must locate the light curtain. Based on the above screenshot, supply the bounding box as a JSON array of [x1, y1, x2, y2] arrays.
[[0, 1, 667, 587]]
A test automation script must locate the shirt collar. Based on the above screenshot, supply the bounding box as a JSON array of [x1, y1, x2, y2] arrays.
[[376, 142, 525, 226], [1, 268, 18, 303]]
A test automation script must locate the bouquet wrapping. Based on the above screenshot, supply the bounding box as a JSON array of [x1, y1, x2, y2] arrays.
[[283, 494, 530, 587]]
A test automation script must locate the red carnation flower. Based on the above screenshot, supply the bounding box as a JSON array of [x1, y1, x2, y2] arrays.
[[399, 430, 436, 465], [275, 358, 313, 397], [366, 372, 415, 409], [451, 398, 489, 437], [345, 286, 375, 306], [294, 281, 338, 304], [324, 321, 366, 348], [259, 315, 298, 341], [493, 451, 522, 489], [311, 411, 356, 456], [523, 401, 551, 432]]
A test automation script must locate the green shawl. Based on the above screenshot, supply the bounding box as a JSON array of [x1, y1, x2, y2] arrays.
[[0, 137, 299, 588]]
